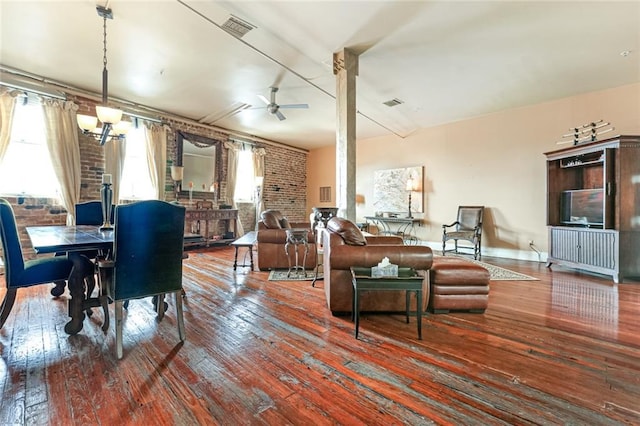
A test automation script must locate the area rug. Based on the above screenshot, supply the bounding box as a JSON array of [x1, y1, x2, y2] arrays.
[[268, 270, 322, 281], [268, 260, 537, 281], [447, 256, 538, 281]]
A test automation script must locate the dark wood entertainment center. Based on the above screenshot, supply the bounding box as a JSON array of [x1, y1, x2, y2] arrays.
[[545, 135, 640, 283]]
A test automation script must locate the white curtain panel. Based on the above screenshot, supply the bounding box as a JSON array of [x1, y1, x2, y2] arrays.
[[0, 88, 19, 163], [144, 122, 167, 200], [224, 140, 245, 237], [42, 99, 81, 225]]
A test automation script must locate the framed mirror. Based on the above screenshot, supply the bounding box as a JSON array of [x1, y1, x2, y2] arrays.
[[175, 131, 222, 198]]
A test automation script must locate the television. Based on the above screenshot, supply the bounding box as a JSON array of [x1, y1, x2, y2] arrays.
[[560, 189, 604, 226]]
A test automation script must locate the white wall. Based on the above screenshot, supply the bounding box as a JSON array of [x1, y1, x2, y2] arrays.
[[308, 83, 640, 261]]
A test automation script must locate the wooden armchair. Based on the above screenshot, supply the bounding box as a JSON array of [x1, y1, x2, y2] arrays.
[[442, 206, 484, 260], [98, 200, 186, 359]]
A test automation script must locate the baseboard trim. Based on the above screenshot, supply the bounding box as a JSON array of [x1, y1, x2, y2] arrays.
[[419, 240, 548, 263]]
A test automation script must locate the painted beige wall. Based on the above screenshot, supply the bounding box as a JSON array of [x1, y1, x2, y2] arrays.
[[307, 83, 640, 260]]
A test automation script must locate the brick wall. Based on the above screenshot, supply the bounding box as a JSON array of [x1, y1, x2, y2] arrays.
[[262, 145, 308, 222]]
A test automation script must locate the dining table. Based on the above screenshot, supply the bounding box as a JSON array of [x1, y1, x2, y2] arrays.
[[26, 225, 114, 335]]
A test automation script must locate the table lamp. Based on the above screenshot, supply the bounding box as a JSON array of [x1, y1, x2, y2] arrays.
[[406, 175, 416, 218]]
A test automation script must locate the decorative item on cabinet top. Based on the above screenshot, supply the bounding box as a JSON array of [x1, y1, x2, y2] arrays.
[[556, 120, 615, 146]]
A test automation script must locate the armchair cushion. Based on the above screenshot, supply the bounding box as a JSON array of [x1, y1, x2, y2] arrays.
[[279, 217, 292, 229], [326, 217, 366, 246], [261, 210, 287, 229]]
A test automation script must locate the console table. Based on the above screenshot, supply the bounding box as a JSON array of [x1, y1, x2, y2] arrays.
[[185, 208, 238, 246], [364, 216, 421, 244]]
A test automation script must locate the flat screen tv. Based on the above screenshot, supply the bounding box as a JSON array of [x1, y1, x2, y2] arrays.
[[560, 189, 604, 226]]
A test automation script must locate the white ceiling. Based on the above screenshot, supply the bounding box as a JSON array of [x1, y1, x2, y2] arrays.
[[1, 0, 638, 150]]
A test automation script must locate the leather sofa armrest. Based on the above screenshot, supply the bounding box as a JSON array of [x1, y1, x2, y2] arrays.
[[328, 244, 433, 271], [257, 228, 316, 244], [257, 229, 289, 244]]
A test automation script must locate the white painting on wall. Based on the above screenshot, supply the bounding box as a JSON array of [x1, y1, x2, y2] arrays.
[[373, 166, 423, 215]]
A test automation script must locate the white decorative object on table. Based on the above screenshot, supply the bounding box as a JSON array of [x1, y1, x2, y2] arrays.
[[372, 256, 398, 277]]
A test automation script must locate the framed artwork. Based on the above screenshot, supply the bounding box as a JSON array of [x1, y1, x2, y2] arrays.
[[373, 166, 423, 214]]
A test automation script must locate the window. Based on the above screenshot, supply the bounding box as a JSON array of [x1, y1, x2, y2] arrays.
[[119, 125, 155, 200], [233, 150, 255, 202], [0, 95, 62, 199]]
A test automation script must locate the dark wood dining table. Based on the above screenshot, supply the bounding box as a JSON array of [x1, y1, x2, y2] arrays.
[[26, 225, 113, 335]]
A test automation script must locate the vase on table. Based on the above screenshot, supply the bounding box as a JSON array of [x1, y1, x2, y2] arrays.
[[100, 174, 113, 231]]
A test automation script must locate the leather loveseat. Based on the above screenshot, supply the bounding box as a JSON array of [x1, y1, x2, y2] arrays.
[[322, 217, 433, 315], [256, 209, 317, 271]]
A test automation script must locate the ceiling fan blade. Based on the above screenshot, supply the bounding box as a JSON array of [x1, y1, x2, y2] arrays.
[[275, 110, 286, 121], [279, 103, 309, 109], [258, 94, 270, 105]]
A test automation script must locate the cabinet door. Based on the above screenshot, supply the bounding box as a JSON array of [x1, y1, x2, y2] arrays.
[[550, 228, 580, 263], [578, 230, 617, 269]]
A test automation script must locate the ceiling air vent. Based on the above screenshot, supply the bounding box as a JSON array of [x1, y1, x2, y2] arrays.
[[221, 15, 256, 38], [383, 98, 404, 107]]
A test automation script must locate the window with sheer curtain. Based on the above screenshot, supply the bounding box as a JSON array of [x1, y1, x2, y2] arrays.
[[233, 150, 255, 202], [119, 125, 155, 200], [0, 96, 62, 199]]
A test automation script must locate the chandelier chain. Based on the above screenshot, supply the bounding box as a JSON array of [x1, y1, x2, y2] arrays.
[[102, 14, 108, 69]]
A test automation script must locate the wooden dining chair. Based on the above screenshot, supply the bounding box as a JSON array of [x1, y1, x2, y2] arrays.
[[0, 198, 74, 329], [97, 200, 186, 359], [442, 206, 485, 260]]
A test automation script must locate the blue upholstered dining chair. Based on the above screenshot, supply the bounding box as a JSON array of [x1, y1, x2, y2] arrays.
[[0, 198, 74, 329], [50, 201, 115, 299], [97, 200, 186, 359], [75, 201, 114, 226]]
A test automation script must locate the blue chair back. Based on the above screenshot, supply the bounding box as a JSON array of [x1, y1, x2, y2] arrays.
[[75, 201, 114, 226], [111, 200, 185, 301], [0, 199, 25, 284]]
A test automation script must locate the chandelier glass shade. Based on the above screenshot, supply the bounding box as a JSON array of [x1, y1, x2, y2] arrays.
[[76, 6, 128, 146]]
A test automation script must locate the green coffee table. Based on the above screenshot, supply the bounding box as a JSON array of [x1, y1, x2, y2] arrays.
[[350, 267, 424, 340]]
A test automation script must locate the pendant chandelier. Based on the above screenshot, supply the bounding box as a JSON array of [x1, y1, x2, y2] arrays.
[[76, 6, 130, 146]]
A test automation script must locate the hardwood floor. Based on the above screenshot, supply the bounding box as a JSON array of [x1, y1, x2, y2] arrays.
[[1, 247, 639, 425]]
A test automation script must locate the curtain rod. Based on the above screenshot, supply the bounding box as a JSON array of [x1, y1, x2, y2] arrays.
[[0, 65, 308, 153]]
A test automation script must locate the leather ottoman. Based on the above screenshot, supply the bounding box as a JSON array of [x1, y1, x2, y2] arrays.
[[429, 257, 490, 313]]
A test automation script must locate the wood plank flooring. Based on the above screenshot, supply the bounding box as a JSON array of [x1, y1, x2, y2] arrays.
[[1, 247, 639, 425]]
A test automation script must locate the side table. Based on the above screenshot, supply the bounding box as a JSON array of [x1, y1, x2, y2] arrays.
[[350, 267, 424, 339], [285, 228, 309, 277], [230, 231, 256, 271]]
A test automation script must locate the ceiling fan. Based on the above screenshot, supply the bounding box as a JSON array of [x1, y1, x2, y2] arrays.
[[255, 87, 309, 121]]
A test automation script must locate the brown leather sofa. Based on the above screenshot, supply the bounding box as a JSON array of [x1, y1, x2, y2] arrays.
[[256, 210, 317, 271], [322, 217, 433, 315]]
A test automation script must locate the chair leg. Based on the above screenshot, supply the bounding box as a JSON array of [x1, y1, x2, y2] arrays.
[[115, 300, 124, 359], [100, 285, 110, 333], [84, 274, 96, 317], [0, 288, 17, 329], [175, 291, 185, 342], [155, 294, 165, 320]]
